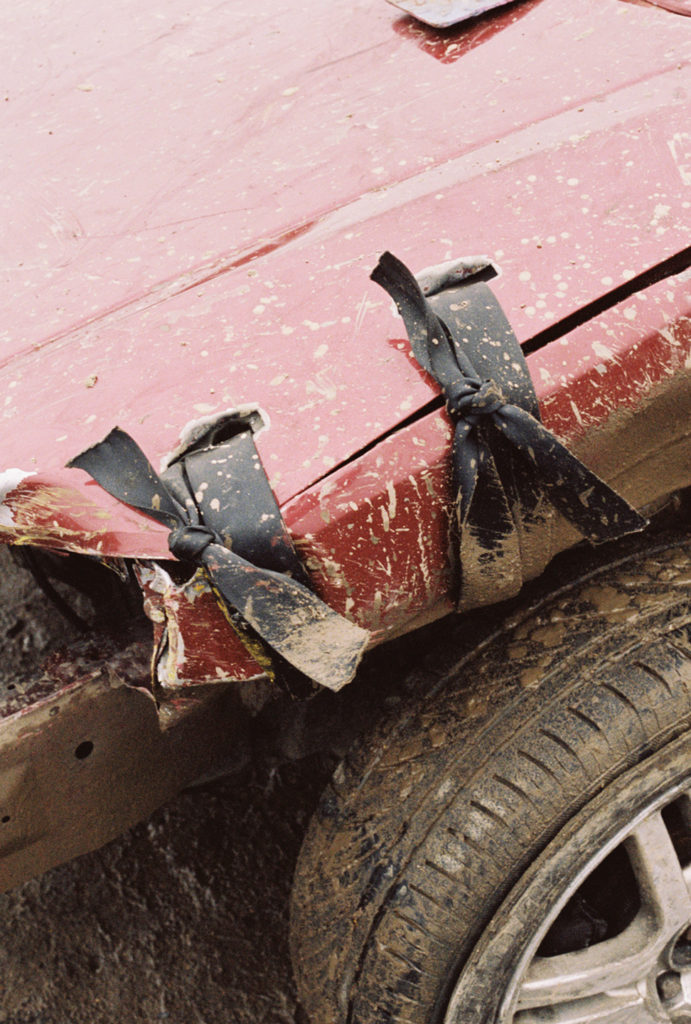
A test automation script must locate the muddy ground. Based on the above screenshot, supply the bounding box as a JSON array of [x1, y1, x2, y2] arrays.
[[0, 512, 681, 1024], [0, 762, 326, 1024], [0, 545, 460, 1024], [0, 550, 333, 1024]]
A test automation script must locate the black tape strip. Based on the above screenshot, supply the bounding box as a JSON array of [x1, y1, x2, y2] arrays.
[[163, 431, 310, 584], [68, 427, 368, 692], [371, 251, 647, 604]]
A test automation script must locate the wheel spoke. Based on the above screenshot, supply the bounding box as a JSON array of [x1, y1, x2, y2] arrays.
[[515, 804, 691, 1020], [515, 988, 653, 1024], [626, 809, 691, 937], [516, 915, 659, 1009]]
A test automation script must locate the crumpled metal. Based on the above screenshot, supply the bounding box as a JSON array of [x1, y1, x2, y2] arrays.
[[68, 427, 369, 692]]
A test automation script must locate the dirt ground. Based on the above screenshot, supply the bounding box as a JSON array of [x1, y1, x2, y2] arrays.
[[0, 550, 332, 1024], [0, 544, 458, 1024], [1, 511, 682, 1024], [0, 762, 328, 1024]]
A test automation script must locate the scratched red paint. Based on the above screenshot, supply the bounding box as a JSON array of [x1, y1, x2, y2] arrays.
[[0, 0, 689, 677], [136, 565, 265, 686], [283, 270, 691, 640]]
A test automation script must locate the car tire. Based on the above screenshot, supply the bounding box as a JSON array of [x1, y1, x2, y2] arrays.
[[290, 531, 691, 1024]]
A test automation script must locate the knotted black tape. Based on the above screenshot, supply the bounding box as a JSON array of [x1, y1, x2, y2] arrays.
[[445, 378, 506, 422], [371, 251, 646, 603], [68, 427, 369, 691]]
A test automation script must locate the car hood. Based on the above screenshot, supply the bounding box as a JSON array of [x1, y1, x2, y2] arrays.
[[1, 0, 690, 555]]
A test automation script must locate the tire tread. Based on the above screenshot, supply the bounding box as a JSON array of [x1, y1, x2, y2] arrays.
[[291, 534, 691, 1024]]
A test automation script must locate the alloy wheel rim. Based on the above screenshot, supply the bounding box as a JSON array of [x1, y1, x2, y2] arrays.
[[444, 745, 691, 1024], [509, 791, 691, 1023]]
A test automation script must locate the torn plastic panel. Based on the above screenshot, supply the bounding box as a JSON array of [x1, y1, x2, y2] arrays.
[[370, 252, 647, 606], [68, 423, 369, 692], [386, 0, 517, 28]]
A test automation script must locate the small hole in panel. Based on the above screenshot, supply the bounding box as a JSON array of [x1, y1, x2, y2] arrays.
[[1, 815, 10, 824], [74, 741, 94, 760]]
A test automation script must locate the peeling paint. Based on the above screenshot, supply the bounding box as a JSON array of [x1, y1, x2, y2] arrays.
[[134, 563, 267, 689], [0, 470, 35, 527]]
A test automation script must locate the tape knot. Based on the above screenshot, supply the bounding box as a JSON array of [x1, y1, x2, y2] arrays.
[[445, 377, 506, 423]]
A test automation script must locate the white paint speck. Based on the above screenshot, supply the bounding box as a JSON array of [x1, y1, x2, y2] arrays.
[[668, 133, 691, 185], [593, 341, 614, 360]]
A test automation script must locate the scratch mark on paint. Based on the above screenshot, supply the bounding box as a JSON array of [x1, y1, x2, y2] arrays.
[[668, 133, 691, 186], [386, 480, 397, 522]]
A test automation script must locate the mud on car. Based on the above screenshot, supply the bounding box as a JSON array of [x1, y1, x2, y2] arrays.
[[1, 0, 691, 1020]]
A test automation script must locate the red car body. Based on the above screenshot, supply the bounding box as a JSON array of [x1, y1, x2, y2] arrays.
[[0, 0, 689, 890]]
